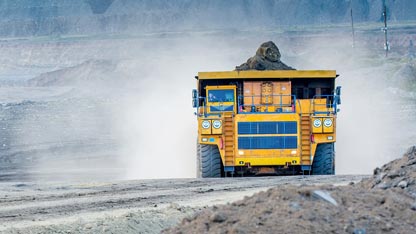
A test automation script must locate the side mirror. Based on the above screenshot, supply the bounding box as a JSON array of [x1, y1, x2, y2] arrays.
[[192, 98, 198, 108], [192, 89, 199, 108], [335, 86, 341, 105], [336, 86, 341, 96]]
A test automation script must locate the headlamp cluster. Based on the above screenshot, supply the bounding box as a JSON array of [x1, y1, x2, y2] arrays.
[[313, 118, 333, 128], [201, 120, 211, 129], [313, 119, 322, 128], [201, 119, 222, 134], [212, 120, 222, 129], [323, 118, 333, 127]]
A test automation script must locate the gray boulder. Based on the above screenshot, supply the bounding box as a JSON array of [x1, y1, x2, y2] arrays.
[[235, 41, 295, 71]]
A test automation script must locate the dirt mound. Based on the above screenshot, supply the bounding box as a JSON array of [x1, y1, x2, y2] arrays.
[[166, 146, 416, 234], [362, 146, 416, 197], [27, 60, 118, 87], [235, 41, 295, 71]]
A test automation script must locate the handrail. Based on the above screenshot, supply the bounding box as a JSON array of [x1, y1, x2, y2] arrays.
[[312, 95, 337, 115], [237, 94, 297, 114], [297, 99, 303, 116], [195, 94, 340, 116]]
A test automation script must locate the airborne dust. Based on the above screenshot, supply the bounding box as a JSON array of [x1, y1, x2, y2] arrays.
[[1, 33, 414, 181], [113, 34, 414, 178]]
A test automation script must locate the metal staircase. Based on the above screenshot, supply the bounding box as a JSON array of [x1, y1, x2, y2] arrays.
[[300, 115, 312, 169], [223, 114, 235, 168]]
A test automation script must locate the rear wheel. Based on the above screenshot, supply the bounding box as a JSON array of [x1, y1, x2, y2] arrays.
[[197, 143, 223, 178], [312, 143, 335, 175]]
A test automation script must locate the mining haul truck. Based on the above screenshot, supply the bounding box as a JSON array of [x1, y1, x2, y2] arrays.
[[192, 70, 341, 177]]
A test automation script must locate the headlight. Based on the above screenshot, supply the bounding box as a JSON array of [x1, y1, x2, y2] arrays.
[[212, 120, 222, 129], [313, 119, 322, 128], [324, 118, 333, 127], [201, 120, 211, 129]]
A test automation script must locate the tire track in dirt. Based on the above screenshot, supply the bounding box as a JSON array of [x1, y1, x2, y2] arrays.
[[0, 175, 366, 231]]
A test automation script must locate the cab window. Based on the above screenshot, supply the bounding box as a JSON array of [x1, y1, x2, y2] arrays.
[[207, 89, 234, 102]]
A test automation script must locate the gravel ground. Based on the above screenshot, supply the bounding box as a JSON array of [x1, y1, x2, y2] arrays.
[[0, 175, 367, 233]]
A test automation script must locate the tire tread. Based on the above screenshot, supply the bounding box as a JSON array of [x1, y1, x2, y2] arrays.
[[312, 143, 335, 175], [197, 143, 222, 178]]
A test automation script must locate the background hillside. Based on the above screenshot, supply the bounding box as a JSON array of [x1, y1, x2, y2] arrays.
[[0, 0, 416, 37]]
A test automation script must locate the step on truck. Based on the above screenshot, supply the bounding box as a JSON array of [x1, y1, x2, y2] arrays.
[[192, 70, 341, 177]]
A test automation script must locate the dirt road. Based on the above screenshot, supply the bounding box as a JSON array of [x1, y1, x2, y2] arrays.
[[0, 175, 366, 233]]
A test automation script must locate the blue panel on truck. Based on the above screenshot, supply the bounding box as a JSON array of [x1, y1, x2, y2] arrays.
[[238, 136, 297, 149], [238, 122, 297, 134]]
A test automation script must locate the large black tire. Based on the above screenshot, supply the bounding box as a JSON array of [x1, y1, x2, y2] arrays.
[[197, 143, 222, 178], [312, 143, 335, 175]]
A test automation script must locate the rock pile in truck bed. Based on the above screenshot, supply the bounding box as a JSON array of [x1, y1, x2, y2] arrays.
[[166, 146, 416, 234], [235, 41, 295, 71]]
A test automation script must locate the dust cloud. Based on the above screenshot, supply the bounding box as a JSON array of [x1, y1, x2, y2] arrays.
[[2, 36, 267, 181], [114, 34, 412, 178], [4, 32, 411, 181], [293, 34, 412, 174], [113, 63, 199, 179], [111, 38, 247, 179]]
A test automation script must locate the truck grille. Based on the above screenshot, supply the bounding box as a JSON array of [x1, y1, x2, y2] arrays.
[[238, 121, 297, 134], [237, 121, 297, 149], [238, 136, 297, 149]]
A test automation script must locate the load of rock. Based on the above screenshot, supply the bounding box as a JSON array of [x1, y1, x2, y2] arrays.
[[166, 146, 416, 234], [235, 41, 295, 71]]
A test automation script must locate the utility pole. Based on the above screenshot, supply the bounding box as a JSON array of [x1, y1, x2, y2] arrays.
[[350, 0, 355, 48], [382, 0, 389, 57]]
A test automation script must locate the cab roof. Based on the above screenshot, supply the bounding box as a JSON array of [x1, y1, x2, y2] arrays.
[[197, 70, 338, 80]]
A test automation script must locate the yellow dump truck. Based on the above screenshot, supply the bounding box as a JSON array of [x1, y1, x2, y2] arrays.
[[192, 70, 341, 177]]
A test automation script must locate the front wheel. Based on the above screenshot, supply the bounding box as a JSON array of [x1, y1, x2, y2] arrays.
[[312, 143, 335, 175], [197, 143, 223, 178]]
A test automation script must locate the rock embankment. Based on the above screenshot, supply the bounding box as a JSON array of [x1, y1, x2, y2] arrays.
[[166, 146, 416, 234]]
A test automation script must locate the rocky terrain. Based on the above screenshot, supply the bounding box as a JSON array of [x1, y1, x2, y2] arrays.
[[1, 0, 416, 37], [0, 175, 366, 234], [1, 146, 416, 234], [167, 146, 416, 234]]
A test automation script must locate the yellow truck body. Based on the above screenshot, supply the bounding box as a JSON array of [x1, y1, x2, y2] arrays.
[[193, 70, 341, 177]]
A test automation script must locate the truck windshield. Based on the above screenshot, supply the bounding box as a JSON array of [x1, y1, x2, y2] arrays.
[[208, 89, 234, 102]]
